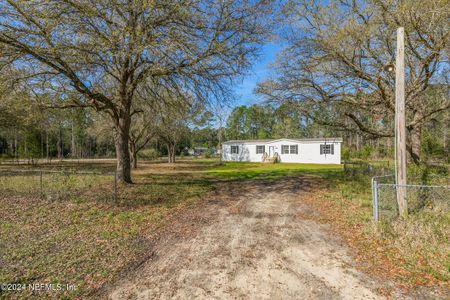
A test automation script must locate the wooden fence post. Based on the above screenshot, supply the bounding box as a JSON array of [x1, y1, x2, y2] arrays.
[[40, 170, 43, 199], [395, 27, 408, 217]]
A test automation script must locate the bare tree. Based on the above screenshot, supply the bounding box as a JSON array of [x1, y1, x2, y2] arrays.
[[152, 92, 204, 164], [128, 104, 156, 169], [0, 0, 272, 182], [257, 0, 449, 163]]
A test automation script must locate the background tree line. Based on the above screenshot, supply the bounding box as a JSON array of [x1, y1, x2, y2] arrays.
[[1, 94, 448, 167], [0, 0, 448, 179], [0, 0, 274, 182], [256, 0, 449, 166], [0, 89, 218, 164], [224, 102, 449, 162]]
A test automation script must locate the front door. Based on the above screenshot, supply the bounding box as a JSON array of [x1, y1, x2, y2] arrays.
[[268, 146, 275, 157]]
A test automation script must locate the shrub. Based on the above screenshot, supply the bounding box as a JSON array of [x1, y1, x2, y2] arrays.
[[359, 144, 373, 159], [137, 148, 159, 161], [0, 153, 13, 160], [341, 145, 350, 161], [421, 131, 445, 158]]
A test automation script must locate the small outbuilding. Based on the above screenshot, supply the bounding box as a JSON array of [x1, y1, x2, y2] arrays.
[[188, 147, 217, 156], [187, 147, 208, 156], [221, 138, 342, 164]]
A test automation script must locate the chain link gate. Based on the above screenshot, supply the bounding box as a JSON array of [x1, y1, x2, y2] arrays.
[[371, 175, 450, 221]]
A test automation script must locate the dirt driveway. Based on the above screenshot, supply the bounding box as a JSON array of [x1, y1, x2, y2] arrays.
[[108, 176, 386, 299]]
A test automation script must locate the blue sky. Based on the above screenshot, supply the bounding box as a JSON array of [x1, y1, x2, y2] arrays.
[[232, 42, 282, 106]]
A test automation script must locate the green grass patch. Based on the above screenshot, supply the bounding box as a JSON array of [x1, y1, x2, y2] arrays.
[[0, 172, 111, 194], [207, 162, 342, 180]]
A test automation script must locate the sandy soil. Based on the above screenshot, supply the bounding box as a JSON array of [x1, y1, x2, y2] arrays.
[[108, 176, 387, 300]]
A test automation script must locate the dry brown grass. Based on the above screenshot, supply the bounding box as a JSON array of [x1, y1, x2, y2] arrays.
[[299, 174, 450, 298], [0, 161, 213, 299]]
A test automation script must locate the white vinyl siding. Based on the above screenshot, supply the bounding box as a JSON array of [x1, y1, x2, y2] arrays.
[[222, 139, 341, 164]]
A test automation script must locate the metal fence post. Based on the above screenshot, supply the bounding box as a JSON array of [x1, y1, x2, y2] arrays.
[[372, 177, 379, 221]]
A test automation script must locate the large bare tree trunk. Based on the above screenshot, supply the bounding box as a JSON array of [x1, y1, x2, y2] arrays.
[[113, 111, 132, 183], [24, 139, 28, 161], [14, 130, 18, 163], [171, 144, 176, 163], [129, 140, 138, 169], [71, 122, 76, 158], [408, 127, 421, 164], [46, 130, 49, 160], [444, 110, 449, 155], [40, 131, 44, 158], [57, 126, 63, 159], [132, 151, 138, 169], [167, 145, 173, 163], [167, 142, 176, 163], [356, 133, 361, 151]]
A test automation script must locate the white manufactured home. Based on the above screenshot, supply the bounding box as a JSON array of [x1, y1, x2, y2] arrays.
[[222, 138, 342, 164]]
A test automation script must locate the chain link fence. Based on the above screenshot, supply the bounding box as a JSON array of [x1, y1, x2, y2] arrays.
[[372, 174, 450, 221], [0, 169, 117, 204]]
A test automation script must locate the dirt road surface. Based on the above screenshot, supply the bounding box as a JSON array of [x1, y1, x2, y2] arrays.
[[108, 176, 386, 299]]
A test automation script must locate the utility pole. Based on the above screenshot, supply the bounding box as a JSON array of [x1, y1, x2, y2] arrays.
[[395, 27, 408, 217]]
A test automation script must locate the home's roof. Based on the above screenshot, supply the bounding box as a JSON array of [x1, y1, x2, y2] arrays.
[[223, 137, 343, 144]]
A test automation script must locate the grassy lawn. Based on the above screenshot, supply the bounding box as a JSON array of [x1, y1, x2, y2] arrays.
[[1, 159, 342, 299], [207, 161, 342, 179], [0, 161, 213, 299], [0, 159, 448, 298], [303, 170, 450, 295]]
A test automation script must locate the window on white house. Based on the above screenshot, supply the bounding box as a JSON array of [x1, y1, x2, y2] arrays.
[[320, 144, 334, 155], [282, 145, 298, 154], [256, 145, 265, 154], [290, 145, 298, 154], [231, 145, 239, 154]]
